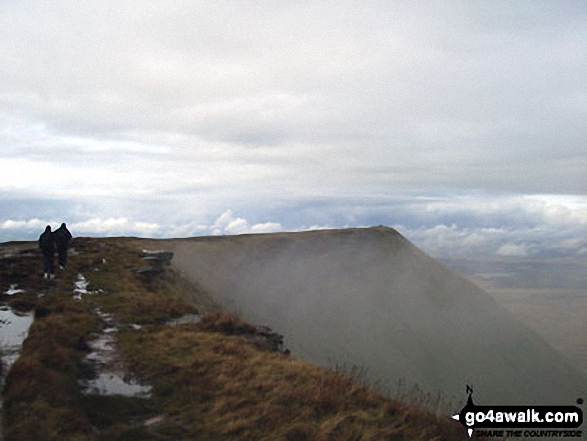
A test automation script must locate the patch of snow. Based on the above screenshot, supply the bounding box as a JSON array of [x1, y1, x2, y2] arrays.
[[73, 274, 105, 299], [3, 284, 24, 296], [74, 273, 89, 296]]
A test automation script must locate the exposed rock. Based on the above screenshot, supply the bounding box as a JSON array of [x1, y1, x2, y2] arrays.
[[140, 250, 174, 266], [129, 266, 163, 276], [130, 250, 174, 279], [243, 325, 288, 354], [167, 313, 200, 326]]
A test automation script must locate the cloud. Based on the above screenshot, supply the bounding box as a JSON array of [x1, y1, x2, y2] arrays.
[[1, 219, 48, 231], [0, 2, 586, 261], [388, 193, 587, 258], [2, 192, 586, 261], [70, 218, 161, 237], [210, 210, 282, 236], [1, 1, 587, 199], [495, 243, 529, 258], [250, 222, 284, 233], [0, 217, 161, 240]]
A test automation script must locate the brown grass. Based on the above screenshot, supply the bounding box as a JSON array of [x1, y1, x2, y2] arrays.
[[197, 310, 258, 335]]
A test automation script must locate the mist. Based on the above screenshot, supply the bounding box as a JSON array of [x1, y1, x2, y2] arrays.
[[166, 226, 585, 405]]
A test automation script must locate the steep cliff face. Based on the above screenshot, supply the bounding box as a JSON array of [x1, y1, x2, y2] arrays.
[[168, 226, 586, 405]]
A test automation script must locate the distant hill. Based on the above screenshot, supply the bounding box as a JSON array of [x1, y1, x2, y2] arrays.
[[165, 226, 586, 405]]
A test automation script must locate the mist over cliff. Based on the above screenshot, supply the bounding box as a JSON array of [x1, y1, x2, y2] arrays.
[[166, 226, 585, 405]]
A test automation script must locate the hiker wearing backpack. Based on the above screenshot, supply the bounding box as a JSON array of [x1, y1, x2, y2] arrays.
[[39, 225, 55, 279]]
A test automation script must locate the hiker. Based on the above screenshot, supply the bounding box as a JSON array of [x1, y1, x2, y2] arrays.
[[39, 225, 55, 279], [53, 222, 73, 269]]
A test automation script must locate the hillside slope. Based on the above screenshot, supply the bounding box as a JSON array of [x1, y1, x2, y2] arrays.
[[166, 226, 586, 405]]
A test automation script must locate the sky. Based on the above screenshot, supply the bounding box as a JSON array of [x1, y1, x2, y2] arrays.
[[1, 1, 586, 259]]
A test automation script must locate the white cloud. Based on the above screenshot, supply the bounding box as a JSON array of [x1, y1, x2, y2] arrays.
[[1, 193, 587, 261], [0, 217, 161, 239], [224, 218, 249, 235], [1, 218, 49, 231], [166, 222, 208, 238], [70, 218, 161, 237], [0, 211, 285, 241], [250, 222, 283, 233], [211, 210, 239, 235], [210, 210, 282, 236]]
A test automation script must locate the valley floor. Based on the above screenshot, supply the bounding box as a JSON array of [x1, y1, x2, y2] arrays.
[[487, 288, 587, 376], [440, 256, 587, 377]]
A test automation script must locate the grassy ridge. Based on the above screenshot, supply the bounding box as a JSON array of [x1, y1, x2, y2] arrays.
[[1, 238, 469, 440]]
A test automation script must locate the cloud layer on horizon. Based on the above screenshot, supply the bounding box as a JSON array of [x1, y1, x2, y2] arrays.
[[2, 194, 586, 260]]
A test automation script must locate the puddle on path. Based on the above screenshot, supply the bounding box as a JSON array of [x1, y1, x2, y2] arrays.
[[0, 306, 34, 378], [78, 308, 151, 398], [82, 372, 152, 397], [72, 274, 149, 398], [0, 306, 34, 440]]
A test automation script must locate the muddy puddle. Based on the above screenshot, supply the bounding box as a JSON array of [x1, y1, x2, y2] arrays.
[[0, 307, 33, 371], [78, 311, 203, 398], [79, 309, 152, 398], [71, 272, 151, 398], [0, 305, 34, 440]]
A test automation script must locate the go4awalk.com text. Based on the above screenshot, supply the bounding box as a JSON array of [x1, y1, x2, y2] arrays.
[[451, 387, 583, 438]]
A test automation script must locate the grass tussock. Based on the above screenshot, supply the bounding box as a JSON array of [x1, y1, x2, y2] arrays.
[[1, 237, 470, 440], [197, 310, 257, 335]]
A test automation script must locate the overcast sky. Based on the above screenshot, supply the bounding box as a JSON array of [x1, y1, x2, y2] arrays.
[[1, 1, 586, 258]]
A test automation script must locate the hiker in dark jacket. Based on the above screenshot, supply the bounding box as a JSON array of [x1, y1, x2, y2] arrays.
[[53, 223, 73, 269], [39, 225, 55, 279]]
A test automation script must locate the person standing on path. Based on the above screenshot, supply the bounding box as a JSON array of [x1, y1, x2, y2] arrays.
[[53, 223, 73, 269], [39, 225, 55, 279]]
